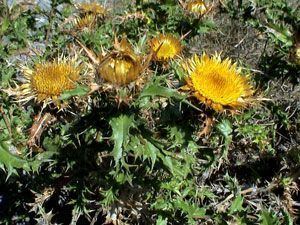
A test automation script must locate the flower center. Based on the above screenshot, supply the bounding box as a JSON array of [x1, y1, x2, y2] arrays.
[[150, 35, 181, 60], [191, 66, 244, 105], [31, 62, 79, 97], [157, 40, 178, 59]]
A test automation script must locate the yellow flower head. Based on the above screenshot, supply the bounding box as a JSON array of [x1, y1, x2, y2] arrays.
[[97, 38, 142, 86], [186, 0, 208, 15], [149, 34, 182, 61], [183, 53, 253, 112], [77, 2, 106, 17], [7, 58, 81, 105]]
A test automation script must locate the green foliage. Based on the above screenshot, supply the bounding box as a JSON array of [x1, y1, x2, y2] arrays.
[[259, 209, 280, 225], [0, 139, 56, 177], [59, 85, 90, 100], [156, 216, 168, 225], [217, 119, 233, 138], [237, 123, 273, 151], [0, 141, 31, 173], [235, 109, 275, 152], [0, 0, 299, 224], [140, 83, 185, 100], [229, 195, 244, 214], [110, 115, 135, 165]]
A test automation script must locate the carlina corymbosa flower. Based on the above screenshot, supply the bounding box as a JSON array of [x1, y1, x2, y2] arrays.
[[4, 56, 81, 106], [149, 34, 182, 61], [77, 2, 106, 18], [97, 37, 143, 86], [186, 0, 208, 15], [73, 14, 97, 31], [182, 53, 253, 112], [73, 2, 106, 31]]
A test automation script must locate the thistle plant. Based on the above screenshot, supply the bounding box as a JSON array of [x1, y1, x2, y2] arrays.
[[0, 1, 299, 225]]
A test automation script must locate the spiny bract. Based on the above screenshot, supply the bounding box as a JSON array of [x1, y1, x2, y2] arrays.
[[97, 38, 142, 86], [73, 14, 97, 30]]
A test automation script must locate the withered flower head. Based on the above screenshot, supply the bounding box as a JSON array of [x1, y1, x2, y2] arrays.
[[97, 38, 143, 86]]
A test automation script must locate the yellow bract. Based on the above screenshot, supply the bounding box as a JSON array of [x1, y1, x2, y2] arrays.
[[149, 34, 182, 61], [186, 0, 208, 15], [183, 53, 253, 111], [97, 38, 142, 86], [73, 14, 96, 30], [30, 62, 80, 102], [98, 57, 141, 86]]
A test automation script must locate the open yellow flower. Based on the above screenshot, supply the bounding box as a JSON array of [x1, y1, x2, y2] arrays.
[[6, 58, 81, 105], [149, 34, 182, 61], [97, 38, 143, 86], [183, 53, 253, 112], [186, 0, 208, 15]]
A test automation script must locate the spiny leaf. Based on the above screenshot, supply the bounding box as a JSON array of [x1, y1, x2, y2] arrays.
[[0, 141, 31, 171], [217, 119, 232, 138], [173, 199, 206, 219], [110, 115, 135, 165], [156, 216, 168, 225], [59, 85, 90, 100], [100, 187, 117, 207], [229, 195, 244, 214], [0, 140, 56, 176], [140, 84, 185, 100], [259, 209, 280, 225], [266, 24, 293, 47], [145, 141, 159, 170], [161, 156, 174, 173], [282, 210, 293, 225], [30, 151, 57, 172]]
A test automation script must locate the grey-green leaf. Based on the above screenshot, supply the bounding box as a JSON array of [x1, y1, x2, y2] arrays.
[[140, 84, 185, 100], [0, 141, 30, 171], [229, 195, 244, 214], [156, 216, 168, 225], [259, 209, 280, 225], [59, 85, 90, 100], [109, 115, 135, 165], [145, 141, 158, 170], [217, 119, 232, 138]]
